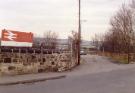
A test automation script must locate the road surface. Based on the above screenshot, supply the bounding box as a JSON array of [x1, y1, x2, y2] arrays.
[[1, 55, 135, 93]]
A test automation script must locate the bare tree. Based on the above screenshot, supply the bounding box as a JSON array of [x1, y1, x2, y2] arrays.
[[97, 4, 134, 63], [92, 34, 102, 52], [130, 0, 135, 8], [42, 31, 58, 50], [68, 31, 79, 64]]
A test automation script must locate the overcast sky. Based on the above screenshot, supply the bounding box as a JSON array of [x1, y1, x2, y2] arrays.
[[0, 0, 131, 40]]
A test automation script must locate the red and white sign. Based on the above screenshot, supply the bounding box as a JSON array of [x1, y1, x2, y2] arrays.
[[1, 29, 33, 47]]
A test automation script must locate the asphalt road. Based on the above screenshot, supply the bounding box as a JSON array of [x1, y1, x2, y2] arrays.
[[1, 55, 135, 93]]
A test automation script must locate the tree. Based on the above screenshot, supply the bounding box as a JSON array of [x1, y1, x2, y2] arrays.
[[92, 34, 102, 51], [42, 31, 58, 50], [97, 4, 133, 63], [68, 31, 79, 65]]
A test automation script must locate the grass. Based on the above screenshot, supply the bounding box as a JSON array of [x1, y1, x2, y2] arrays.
[[100, 52, 130, 64], [112, 55, 129, 64]]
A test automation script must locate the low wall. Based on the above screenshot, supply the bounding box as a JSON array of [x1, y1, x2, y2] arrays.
[[0, 53, 77, 76]]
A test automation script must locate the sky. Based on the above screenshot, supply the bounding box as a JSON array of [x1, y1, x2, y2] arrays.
[[0, 0, 131, 40]]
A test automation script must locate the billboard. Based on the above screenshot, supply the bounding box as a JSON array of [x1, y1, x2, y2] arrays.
[[1, 29, 33, 47]]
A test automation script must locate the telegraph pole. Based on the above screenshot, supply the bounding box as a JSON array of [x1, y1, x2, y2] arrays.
[[77, 0, 81, 65]]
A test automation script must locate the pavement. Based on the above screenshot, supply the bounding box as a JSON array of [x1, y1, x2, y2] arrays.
[[66, 55, 135, 76], [1, 54, 135, 86], [0, 72, 66, 86]]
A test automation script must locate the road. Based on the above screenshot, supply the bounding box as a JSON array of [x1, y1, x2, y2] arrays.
[[1, 55, 135, 93]]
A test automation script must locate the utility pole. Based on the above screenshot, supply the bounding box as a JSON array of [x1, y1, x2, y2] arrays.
[[77, 0, 81, 65]]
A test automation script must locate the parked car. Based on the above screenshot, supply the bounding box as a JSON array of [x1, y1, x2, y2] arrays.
[[80, 50, 87, 55]]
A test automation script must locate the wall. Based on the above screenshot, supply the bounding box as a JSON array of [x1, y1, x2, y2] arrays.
[[0, 52, 77, 76]]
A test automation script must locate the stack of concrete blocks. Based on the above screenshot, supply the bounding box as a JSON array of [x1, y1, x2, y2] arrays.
[[0, 52, 77, 76]]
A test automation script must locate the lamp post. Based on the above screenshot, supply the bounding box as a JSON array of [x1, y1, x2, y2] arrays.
[[77, 0, 81, 65]]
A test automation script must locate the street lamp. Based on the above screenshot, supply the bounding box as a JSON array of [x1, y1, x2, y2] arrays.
[[77, 0, 81, 65]]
